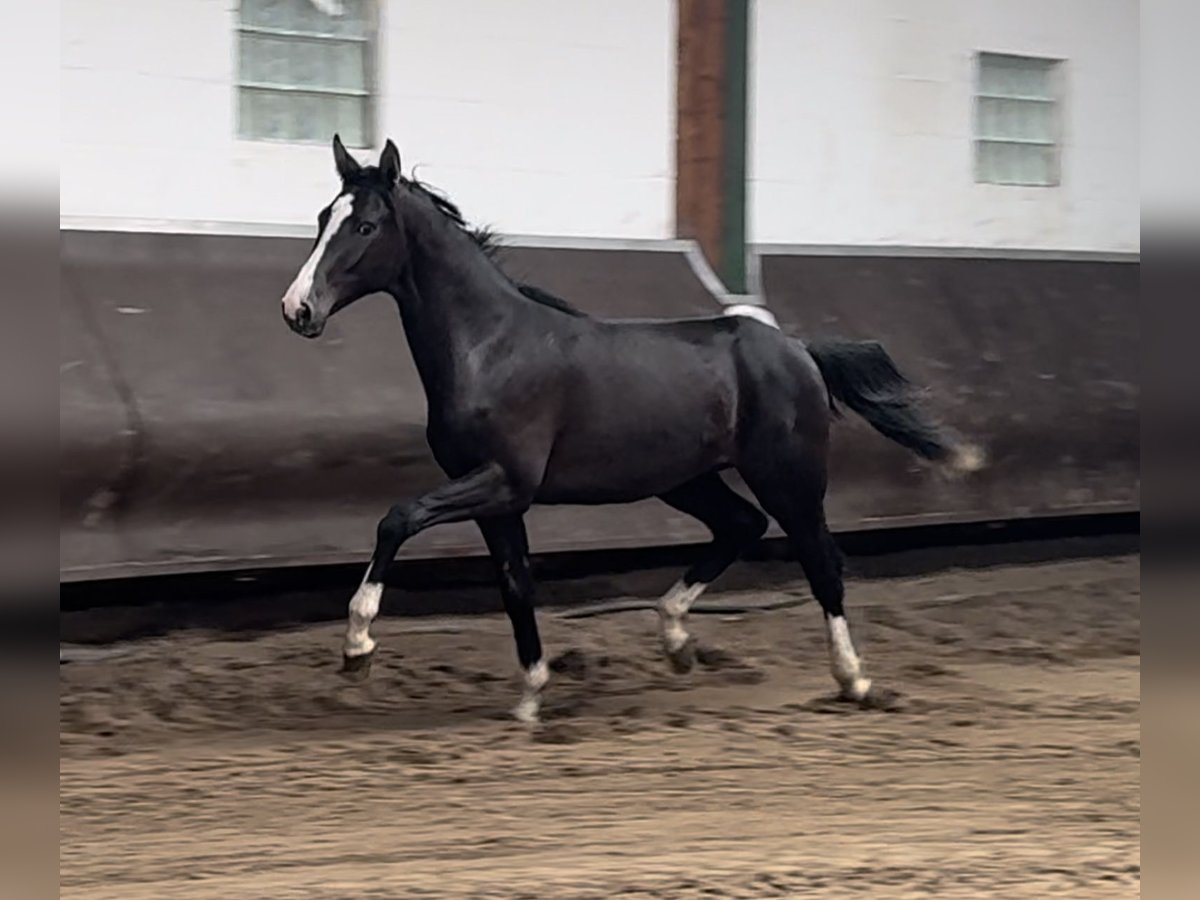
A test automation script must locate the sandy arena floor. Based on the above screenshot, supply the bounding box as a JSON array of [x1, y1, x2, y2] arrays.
[[60, 553, 1139, 898]]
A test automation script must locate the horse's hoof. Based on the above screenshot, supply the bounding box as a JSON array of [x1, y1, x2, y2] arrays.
[[838, 677, 872, 703], [666, 639, 696, 675], [340, 650, 375, 681], [513, 698, 540, 725]]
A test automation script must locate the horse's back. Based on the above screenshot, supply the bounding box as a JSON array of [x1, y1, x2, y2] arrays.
[[574, 313, 827, 429], [530, 317, 745, 502]]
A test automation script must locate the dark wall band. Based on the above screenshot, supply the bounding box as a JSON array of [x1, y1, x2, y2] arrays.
[[61, 231, 1137, 581]]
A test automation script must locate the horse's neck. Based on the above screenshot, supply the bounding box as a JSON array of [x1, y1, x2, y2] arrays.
[[392, 210, 518, 408]]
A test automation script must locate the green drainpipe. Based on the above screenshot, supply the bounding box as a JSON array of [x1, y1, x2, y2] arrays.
[[720, 0, 749, 294]]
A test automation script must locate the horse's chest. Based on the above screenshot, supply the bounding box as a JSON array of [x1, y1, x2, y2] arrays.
[[425, 406, 492, 471]]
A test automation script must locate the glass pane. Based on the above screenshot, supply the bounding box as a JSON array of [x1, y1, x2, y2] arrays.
[[237, 88, 258, 139], [975, 97, 993, 139], [241, 0, 301, 31], [334, 95, 368, 146], [239, 88, 291, 140], [241, 0, 370, 37], [300, 38, 365, 90], [997, 144, 1012, 182], [239, 33, 289, 85], [976, 141, 1058, 185], [1033, 145, 1058, 185], [331, 39, 367, 90], [293, 94, 360, 144], [1017, 144, 1046, 184], [328, 0, 371, 37], [976, 97, 1009, 141], [977, 97, 1055, 142], [977, 57, 1004, 96], [977, 141, 1007, 184], [979, 53, 1055, 100], [976, 141, 995, 182], [240, 32, 365, 91], [1014, 144, 1036, 183], [1007, 144, 1026, 183], [239, 87, 366, 144], [1013, 60, 1051, 99], [1027, 100, 1053, 142]]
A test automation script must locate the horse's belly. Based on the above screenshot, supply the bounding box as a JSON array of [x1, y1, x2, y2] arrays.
[[534, 420, 730, 504]]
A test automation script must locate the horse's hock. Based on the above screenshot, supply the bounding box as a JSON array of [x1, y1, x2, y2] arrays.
[[60, 232, 1139, 581]]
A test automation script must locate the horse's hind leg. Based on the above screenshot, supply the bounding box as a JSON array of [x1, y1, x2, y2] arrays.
[[740, 459, 872, 701], [477, 514, 547, 723], [655, 473, 769, 672], [792, 513, 871, 700]]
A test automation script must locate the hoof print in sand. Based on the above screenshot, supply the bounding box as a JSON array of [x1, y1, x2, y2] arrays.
[[549, 648, 589, 680], [856, 685, 905, 712], [531, 722, 584, 745], [805, 685, 907, 714], [694, 644, 766, 684]]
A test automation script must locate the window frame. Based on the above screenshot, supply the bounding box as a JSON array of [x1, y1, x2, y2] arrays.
[[234, 0, 379, 149], [972, 51, 1065, 188]]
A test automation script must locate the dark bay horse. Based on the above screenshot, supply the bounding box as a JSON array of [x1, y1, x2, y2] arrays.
[[280, 136, 981, 722]]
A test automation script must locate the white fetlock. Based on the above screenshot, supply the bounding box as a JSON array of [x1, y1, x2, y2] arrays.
[[344, 634, 377, 658], [513, 660, 549, 725], [345, 580, 383, 658], [661, 619, 690, 656], [657, 580, 705, 658], [827, 615, 871, 701]]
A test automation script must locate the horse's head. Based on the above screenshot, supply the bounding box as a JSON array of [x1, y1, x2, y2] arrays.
[[281, 135, 406, 338]]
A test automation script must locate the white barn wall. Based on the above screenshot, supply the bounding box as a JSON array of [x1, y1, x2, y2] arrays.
[[376, 1, 675, 240], [60, 0, 675, 239], [749, 0, 1139, 252]]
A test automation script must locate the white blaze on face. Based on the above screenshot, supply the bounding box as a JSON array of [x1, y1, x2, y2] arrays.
[[282, 193, 355, 319]]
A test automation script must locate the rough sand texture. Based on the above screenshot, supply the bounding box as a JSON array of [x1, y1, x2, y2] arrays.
[[61, 555, 1139, 898]]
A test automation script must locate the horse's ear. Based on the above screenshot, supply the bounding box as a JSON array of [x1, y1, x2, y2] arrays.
[[332, 134, 361, 182], [379, 139, 402, 186]]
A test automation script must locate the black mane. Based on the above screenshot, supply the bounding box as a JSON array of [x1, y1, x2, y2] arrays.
[[397, 175, 588, 318]]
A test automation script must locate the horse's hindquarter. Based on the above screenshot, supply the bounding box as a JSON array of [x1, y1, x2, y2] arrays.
[[534, 319, 743, 504]]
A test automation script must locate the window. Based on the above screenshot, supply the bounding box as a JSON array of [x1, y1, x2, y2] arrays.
[[974, 52, 1062, 186], [237, 0, 375, 147]]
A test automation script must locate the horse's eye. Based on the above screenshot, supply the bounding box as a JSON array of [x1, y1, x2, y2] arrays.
[[357, 221, 376, 237]]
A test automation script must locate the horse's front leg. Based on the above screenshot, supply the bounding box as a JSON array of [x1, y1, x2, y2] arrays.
[[477, 514, 547, 723], [341, 462, 530, 679]]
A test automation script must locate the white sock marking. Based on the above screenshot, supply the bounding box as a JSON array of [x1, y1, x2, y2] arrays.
[[657, 580, 707, 653], [827, 615, 871, 700], [514, 659, 549, 724], [282, 193, 354, 318], [344, 574, 382, 658]]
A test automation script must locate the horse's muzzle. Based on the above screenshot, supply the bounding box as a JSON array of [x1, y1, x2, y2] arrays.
[[282, 301, 325, 339]]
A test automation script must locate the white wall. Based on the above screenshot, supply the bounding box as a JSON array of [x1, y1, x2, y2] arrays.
[[60, 0, 675, 239], [749, 0, 1139, 252]]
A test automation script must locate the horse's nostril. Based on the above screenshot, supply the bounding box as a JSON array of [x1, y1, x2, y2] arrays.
[[296, 302, 312, 326]]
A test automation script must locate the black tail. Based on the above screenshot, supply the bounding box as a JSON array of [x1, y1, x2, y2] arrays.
[[806, 338, 981, 471]]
